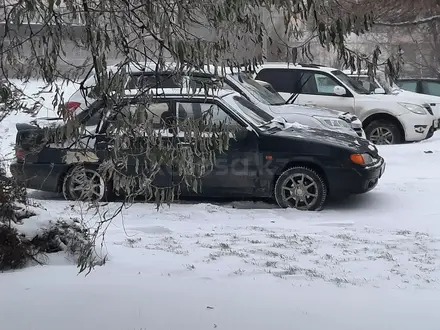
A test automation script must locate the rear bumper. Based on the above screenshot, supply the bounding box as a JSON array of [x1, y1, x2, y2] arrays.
[[10, 162, 68, 192], [327, 158, 386, 197]]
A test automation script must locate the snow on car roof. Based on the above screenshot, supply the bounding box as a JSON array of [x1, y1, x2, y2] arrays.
[[257, 62, 334, 72], [343, 69, 368, 76], [107, 62, 248, 77], [123, 87, 237, 99]]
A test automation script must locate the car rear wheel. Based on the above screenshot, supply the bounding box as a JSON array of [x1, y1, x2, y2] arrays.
[[274, 167, 327, 211], [62, 166, 106, 202], [365, 120, 403, 145]]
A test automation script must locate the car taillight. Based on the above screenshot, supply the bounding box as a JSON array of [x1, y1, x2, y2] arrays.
[[65, 101, 81, 113], [15, 148, 25, 161]]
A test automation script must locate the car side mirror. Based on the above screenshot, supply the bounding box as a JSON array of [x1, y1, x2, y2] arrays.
[[333, 86, 347, 96], [374, 88, 386, 94]]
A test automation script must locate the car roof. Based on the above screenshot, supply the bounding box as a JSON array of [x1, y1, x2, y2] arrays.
[[106, 62, 248, 77], [123, 88, 238, 100], [397, 78, 440, 81], [256, 62, 335, 73], [343, 69, 368, 76]]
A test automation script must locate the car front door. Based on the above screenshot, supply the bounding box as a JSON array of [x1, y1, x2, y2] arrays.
[[293, 70, 356, 113], [174, 99, 260, 197], [255, 68, 356, 113]]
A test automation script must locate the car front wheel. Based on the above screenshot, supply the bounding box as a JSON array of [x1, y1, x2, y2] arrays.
[[274, 166, 328, 211], [365, 120, 403, 145]]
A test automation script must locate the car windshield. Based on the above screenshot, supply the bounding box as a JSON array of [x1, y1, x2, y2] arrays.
[[332, 70, 370, 94], [229, 73, 286, 105], [351, 76, 381, 93], [230, 95, 274, 127], [374, 72, 398, 93]]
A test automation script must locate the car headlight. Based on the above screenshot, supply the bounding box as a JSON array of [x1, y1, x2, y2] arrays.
[[313, 116, 351, 129], [350, 153, 376, 165], [398, 102, 428, 115]]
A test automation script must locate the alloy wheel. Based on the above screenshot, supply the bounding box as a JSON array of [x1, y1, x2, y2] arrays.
[[66, 167, 105, 202], [369, 127, 394, 145], [280, 173, 319, 210]]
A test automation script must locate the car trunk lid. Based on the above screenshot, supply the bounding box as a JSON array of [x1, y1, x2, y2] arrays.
[[15, 122, 51, 163]]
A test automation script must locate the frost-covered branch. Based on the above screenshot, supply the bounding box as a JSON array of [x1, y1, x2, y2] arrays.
[[375, 15, 440, 27]]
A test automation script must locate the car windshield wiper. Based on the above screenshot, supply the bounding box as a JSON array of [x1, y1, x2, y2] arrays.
[[258, 117, 286, 129], [285, 73, 312, 104], [258, 120, 274, 128], [285, 93, 299, 104]]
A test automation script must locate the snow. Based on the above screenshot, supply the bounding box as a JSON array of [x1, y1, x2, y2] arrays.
[[1, 80, 440, 330]]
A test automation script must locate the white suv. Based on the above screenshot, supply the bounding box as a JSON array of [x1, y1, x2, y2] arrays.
[[254, 63, 436, 145], [344, 69, 440, 132]]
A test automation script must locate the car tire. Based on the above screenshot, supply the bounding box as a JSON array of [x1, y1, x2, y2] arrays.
[[62, 165, 107, 202], [274, 166, 327, 211], [365, 120, 403, 145]]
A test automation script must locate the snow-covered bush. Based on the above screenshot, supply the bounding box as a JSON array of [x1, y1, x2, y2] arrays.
[[0, 164, 101, 271]]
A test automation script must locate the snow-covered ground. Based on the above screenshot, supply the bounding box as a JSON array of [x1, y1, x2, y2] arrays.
[[1, 81, 440, 330]]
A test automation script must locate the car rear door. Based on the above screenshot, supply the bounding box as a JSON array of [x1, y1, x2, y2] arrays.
[[97, 99, 175, 196]]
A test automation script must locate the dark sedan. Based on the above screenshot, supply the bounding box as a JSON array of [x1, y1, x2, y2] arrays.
[[10, 90, 386, 211]]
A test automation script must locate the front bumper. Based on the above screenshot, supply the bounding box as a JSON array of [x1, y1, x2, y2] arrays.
[[10, 161, 68, 193], [353, 127, 366, 139], [399, 112, 435, 142], [342, 116, 366, 138], [327, 158, 386, 197]]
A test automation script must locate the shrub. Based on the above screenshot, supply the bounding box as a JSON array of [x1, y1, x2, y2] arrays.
[[0, 164, 100, 271]]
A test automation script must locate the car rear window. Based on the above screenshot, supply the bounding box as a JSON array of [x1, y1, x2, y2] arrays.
[[255, 69, 296, 93]]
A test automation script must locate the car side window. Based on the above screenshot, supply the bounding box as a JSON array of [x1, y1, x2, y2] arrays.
[[301, 72, 341, 95], [397, 80, 418, 93], [146, 103, 174, 129], [255, 69, 295, 93], [126, 73, 182, 89], [176, 102, 241, 131], [422, 81, 440, 96], [106, 102, 173, 132]]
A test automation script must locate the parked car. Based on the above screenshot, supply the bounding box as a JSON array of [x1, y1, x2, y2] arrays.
[[66, 62, 366, 138], [395, 78, 440, 97], [254, 79, 365, 138], [254, 63, 436, 145], [345, 70, 440, 130], [10, 90, 386, 211]]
